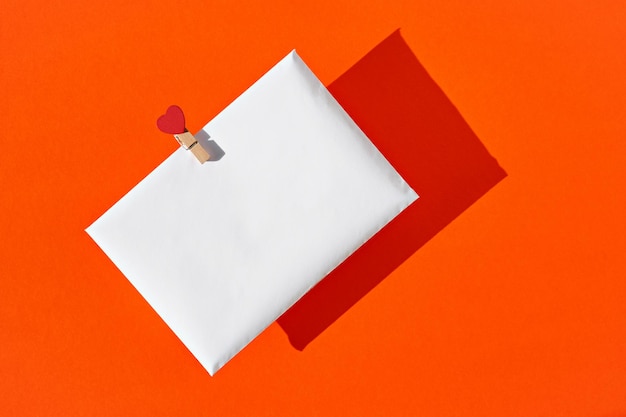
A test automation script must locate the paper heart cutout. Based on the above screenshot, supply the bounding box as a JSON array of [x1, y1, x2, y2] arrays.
[[157, 105, 186, 134]]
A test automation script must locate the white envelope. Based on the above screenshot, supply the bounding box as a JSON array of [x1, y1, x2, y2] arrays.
[[86, 51, 418, 375]]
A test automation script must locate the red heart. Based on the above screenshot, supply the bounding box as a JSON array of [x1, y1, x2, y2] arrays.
[[156, 105, 186, 134]]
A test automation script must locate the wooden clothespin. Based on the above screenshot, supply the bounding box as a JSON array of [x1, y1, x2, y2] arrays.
[[157, 105, 210, 163]]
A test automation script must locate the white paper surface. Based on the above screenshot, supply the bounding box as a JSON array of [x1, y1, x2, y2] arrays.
[[87, 51, 418, 375]]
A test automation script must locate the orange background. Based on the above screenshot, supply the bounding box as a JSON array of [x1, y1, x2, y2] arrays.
[[2, 0, 626, 415]]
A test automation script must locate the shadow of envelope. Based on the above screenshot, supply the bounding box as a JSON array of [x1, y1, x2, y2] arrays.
[[277, 30, 507, 350]]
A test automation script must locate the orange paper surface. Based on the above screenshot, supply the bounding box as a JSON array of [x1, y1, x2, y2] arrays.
[[2, 1, 626, 416]]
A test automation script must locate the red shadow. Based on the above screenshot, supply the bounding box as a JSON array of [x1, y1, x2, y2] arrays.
[[277, 30, 507, 350]]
